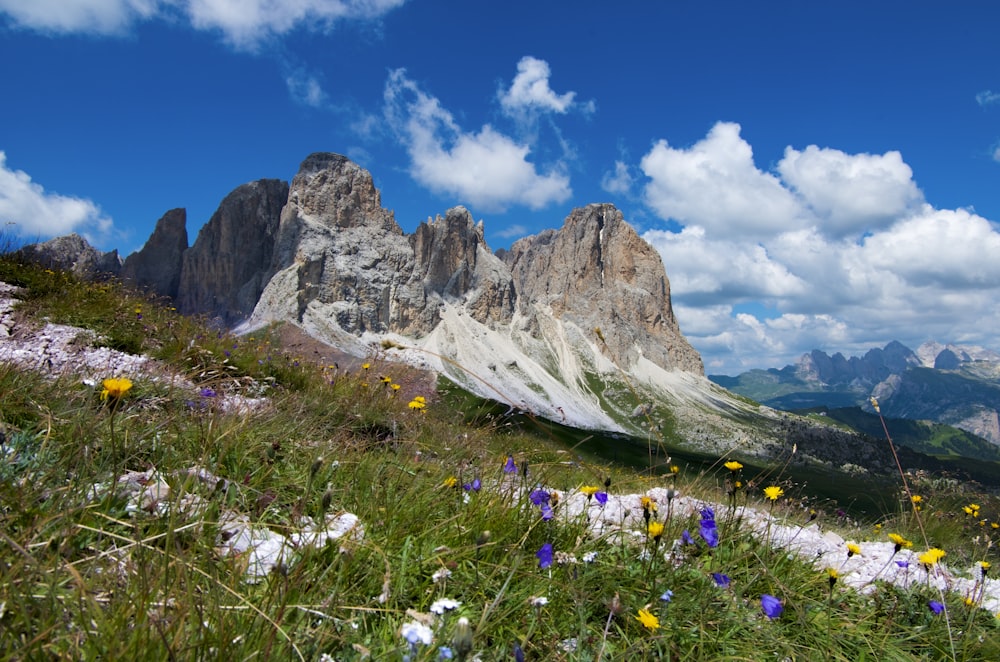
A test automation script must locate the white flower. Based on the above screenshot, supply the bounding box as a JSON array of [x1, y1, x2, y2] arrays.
[[430, 598, 461, 614], [583, 551, 598, 563], [432, 568, 452, 583], [401, 621, 434, 646], [529, 596, 548, 607]]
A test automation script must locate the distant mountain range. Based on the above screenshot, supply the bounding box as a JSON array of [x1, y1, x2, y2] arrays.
[[711, 341, 1000, 446]]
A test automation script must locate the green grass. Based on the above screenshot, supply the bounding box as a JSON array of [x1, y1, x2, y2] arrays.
[[3, 256, 1000, 660]]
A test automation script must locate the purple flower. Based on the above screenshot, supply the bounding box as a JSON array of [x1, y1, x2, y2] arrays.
[[928, 600, 945, 614], [682, 529, 695, 545], [463, 478, 482, 492], [701, 507, 715, 521], [700, 521, 719, 548], [660, 590, 674, 602], [199, 387, 217, 398], [529, 489, 550, 506], [896, 560, 910, 569], [503, 455, 517, 473], [761, 594, 783, 619], [513, 643, 525, 662], [712, 572, 730, 587], [595, 491, 608, 505], [540, 502, 554, 521], [536, 543, 553, 569]]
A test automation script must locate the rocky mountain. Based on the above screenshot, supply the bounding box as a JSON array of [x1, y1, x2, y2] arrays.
[[15, 233, 121, 279], [713, 341, 1000, 445], [22, 152, 979, 478]]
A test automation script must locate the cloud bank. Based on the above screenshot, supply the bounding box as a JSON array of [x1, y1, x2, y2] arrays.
[[383, 66, 573, 212], [634, 122, 1000, 374], [0, 152, 112, 240], [0, 0, 406, 48]]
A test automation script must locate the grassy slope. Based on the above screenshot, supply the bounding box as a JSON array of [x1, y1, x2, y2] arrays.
[[3, 257, 1000, 660]]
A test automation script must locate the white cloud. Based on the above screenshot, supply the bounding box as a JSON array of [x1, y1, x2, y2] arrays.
[[0, 0, 158, 34], [640, 122, 807, 237], [635, 123, 1000, 374], [777, 146, 923, 237], [0, 152, 112, 239], [976, 90, 1000, 107], [285, 69, 327, 108], [601, 160, 633, 196], [993, 143, 1000, 163], [492, 224, 528, 240], [499, 56, 578, 116], [384, 68, 571, 212], [0, 0, 406, 48]]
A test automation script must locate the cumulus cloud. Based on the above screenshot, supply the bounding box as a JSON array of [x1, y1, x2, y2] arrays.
[[635, 122, 1000, 374], [777, 146, 923, 237], [601, 160, 634, 196], [640, 122, 806, 237], [499, 56, 581, 116], [0, 152, 112, 239], [383, 68, 571, 212], [0, 0, 406, 48]]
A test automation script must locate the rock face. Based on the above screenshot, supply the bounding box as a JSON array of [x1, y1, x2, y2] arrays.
[[177, 179, 288, 325], [506, 204, 703, 375], [16, 233, 121, 279], [121, 208, 188, 299]]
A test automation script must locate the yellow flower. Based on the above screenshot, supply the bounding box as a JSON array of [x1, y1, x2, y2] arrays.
[[580, 485, 600, 497], [442, 476, 458, 488], [980, 561, 991, 577], [888, 533, 912, 550], [992, 522, 1000, 530], [724, 460, 743, 472], [918, 548, 946, 566], [826, 567, 839, 587], [635, 608, 660, 631], [846, 542, 861, 558], [640, 496, 657, 513], [910, 495, 923, 504], [100, 377, 133, 401], [408, 398, 427, 411], [647, 521, 665, 541], [669, 465, 680, 475], [381, 376, 392, 384], [763, 486, 784, 501], [361, 363, 370, 371], [391, 383, 401, 391]]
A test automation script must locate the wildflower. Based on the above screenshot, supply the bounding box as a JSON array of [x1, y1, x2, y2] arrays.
[[438, 646, 453, 660], [761, 594, 783, 619], [580, 485, 600, 499], [910, 495, 923, 505], [888, 533, 912, 553], [452, 618, 473, 659], [408, 397, 427, 411], [512, 643, 525, 662], [928, 600, 945, 615], [536, 543, 553, 569], [660, 590, 674, 602], [992, 522, 999, 530], [391, 383, 401, 392], [681, 529, 695, 545], [712, 572, 731, 587], [895, 560, 910, 569], [503, 455, 517, 473], [763, 486, 784, 501], [700, 507, 719, 548], [361, 362, 370, 371], [432, 568, 452, 583], [462, 478, 481, 492], [442, 476, 458, 488], [595, 491, 608, 505], [583, 551, 598, 563], [199, 387, 216, 398], [101, 377, 133, 401], [648, 521, 665, 541], [430, 598, 461, 614], [964, 504, 981, 517], [826, 567, 838, 588], [529, 596, 548, 607], [640, 495, 657, 522], [724, 460, 743, 472], [846, 542, 861, 558], [529, 489, 549, 505], [669, 465, 680, 475], [981, 561, 991, 577], [635, 608, 660, 631], [401, 621, 434, 646], [918, 548, 946, 567]]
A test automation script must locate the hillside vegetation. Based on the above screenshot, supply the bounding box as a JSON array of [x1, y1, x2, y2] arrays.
[[3, 254, 1000, 660]]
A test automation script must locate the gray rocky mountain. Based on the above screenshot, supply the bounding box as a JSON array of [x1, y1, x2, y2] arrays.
[[15, 233, 121, 279], [120, 208, 188, 300]]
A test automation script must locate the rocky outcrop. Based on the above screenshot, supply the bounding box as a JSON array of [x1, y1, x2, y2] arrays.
[[506, 204, 704, 375], [121, 208, 188, 299], [16, 233, 121, 279], [177, 179, 288, 325]]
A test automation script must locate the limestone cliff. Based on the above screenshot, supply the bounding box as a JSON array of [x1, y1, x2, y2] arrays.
[[120, 208, 188, 299]]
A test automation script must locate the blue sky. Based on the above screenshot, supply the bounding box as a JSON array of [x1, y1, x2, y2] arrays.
[[2, 0, 1000, 375]]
